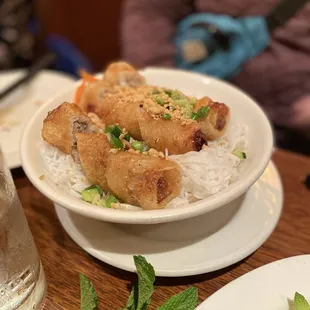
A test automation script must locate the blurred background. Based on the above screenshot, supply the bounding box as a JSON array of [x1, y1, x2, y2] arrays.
[[0, 0, 309, 156]]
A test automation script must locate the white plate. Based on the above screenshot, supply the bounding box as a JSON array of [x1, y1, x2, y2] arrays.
[[0, 69, 75, 169], [55, 161, 282, 277], [21, 68, 274, 224], [197, 255, 310, 310]]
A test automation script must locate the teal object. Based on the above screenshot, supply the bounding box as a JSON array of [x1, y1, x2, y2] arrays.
[[175, 14, 270, 80]]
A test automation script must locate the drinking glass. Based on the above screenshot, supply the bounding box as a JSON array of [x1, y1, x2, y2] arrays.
[[0, 149, 47, 309]]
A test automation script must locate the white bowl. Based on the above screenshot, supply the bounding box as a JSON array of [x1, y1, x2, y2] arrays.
[[20, 68, 273, 224]]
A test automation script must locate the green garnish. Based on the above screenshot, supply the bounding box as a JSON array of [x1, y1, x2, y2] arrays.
[[233, 149, 247, 159], [190, 112, 198, 120], [133, 255, 156, 310], [124, 133, 131, 142], [152, 94, 166, 106], [196, 106, 210, 118], [79, 274, 98, 310], [105, 194, 118, 208], [79, 255, 198, 310], [294, 292, 310, 310], [132, 141, 144, 151], [190, 106, 210, 120], [188, 97, 197, 106], [81, 185, 103, 203], [164, 89, 185, 100], [104, 125, 122, 138], [162, 113, 172, 120], [157, 287, 198, 310], [109, 134, 124, 149]]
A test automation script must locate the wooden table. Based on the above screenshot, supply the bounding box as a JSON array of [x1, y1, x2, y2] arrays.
[[12, 149, 310, 309]]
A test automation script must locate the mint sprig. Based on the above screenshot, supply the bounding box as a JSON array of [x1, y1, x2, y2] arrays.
[[79, 274, 98, 310], [134, 255, 156, 310], [157, 286, 198, 310], [79, 255, 198, 310], [294, 292, 310, 310]]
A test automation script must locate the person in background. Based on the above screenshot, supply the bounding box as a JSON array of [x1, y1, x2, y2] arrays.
[[121, 0, 310, 155]]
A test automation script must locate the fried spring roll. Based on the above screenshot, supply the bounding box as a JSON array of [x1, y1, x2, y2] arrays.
[[194, 97, 230, 140], [103, 61, 145, 87], [76, 132, 111, 191], [138, 109, 206, 155], [79, 82, 143, 139], [42, 102, 96, 156], [105, 152, 181, 210]]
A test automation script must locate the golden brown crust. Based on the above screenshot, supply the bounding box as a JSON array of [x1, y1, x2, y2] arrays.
[[103, 61, 145, 87], [138, 109, 205, 154], [76, 132, 111, 191], [105, 152, 181, 210], [42, 102, 95, 154], [194, 97, 230, 140]]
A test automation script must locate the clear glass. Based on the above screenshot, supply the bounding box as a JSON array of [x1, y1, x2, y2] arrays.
[[0, 149, 46, 309]]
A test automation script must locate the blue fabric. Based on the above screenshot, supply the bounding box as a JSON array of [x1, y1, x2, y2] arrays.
[[45, 34, 93, 77], [175, 14, 270, 80]]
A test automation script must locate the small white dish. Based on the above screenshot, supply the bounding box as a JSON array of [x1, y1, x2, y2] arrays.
[[197, 254, 310, 309], [0, 69, 75, 169], [55, 161, 282, 277], [21, 68, 274, 224]]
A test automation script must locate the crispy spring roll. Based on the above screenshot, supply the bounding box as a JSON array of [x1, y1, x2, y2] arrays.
[[76, 132, 111, 191], [138, 109, 206, 155], [42, 102, 96, 156], [79, 83, 144, 139], [78, 80, 115, 115], [194, 97, 230, 140], [105, 152, 181, 210], [103, 61, 145, 87]]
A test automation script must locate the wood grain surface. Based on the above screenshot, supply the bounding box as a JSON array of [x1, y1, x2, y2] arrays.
[[11, 149, 310, 310]]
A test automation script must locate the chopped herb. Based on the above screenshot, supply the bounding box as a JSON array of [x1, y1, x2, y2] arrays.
[[294, 292, 310, 310], [152, 94, 166, 106], [188, 97, 197, 106], [104, 125, 123, 138], [124, 133, 131, 142], [162, 113, 172, 120], [233, 149, 247, 159], [190, 112, 198, 120], [196, 106, 210, 118], [132, 141, 144, 151], [105, 194, 118, 208], [81, 185, 103, 203], [164, 89, 185, 100], [79, 274, 98, 310], [109, 134, 124, 149]]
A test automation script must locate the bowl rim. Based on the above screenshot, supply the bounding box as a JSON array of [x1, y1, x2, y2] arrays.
[[20, 67, 274, 224]]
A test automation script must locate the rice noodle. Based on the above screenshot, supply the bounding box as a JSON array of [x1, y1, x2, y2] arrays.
[[40, 123, 248, 210]]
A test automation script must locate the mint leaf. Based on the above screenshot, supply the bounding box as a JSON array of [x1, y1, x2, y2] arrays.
[[294, 292, 310, 310], [125, 285, 138, 310], [79, 274, 98, 310], [134, 255, 156, 310], [157, 287, 198, 310]]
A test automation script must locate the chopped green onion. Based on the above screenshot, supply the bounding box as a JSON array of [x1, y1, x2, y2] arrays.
[[105, 194, 118, 208], [83, 185, 103, 196], [233, 149, 247, 159], [189, 97, 198, 106], [164, 89, 185, 100], [109, 134, 124, 149], [152, 94, 166, 106], [162, 113, 172, 120], [104, 125, 122, 138], [196, 106, 210, 118], [124, 133, 131, 142], [132, 141, 144, 151], [190, 112, 198, 120]]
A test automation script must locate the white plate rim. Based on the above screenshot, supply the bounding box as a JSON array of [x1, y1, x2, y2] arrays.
[[196, 254, 310, 309], [54, 161, 283, 277]]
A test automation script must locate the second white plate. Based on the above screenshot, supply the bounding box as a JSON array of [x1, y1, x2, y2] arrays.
[[55, 161, 283, 277]]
